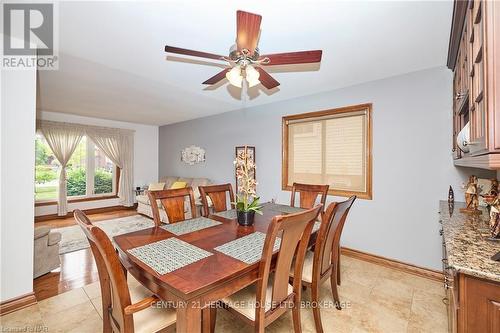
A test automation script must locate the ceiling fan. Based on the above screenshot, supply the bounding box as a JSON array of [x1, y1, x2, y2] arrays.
[[165, 10, 322, 90]]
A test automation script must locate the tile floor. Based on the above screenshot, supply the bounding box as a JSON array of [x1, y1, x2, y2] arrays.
[[0, 255, 448, 333]]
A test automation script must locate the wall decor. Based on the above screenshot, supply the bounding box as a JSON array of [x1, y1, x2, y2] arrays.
[[181, 145, 206, 165], [235, 146, 256, 194]]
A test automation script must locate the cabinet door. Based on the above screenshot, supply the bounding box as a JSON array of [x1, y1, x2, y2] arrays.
[[461, 275, 500, 332], [468, 0, 488, 154], [485, 0, 500, 152]]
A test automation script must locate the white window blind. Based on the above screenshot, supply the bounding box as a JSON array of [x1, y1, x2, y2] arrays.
[[285, 107, 370, 197]]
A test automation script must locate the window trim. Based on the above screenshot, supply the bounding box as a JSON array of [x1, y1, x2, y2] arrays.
[[35, 167, 120, 206], [35, 131, 121, 208], [282, 103, 373, 200]]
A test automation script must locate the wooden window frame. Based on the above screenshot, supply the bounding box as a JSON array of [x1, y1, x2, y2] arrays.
[[282, 103, 373, 200]]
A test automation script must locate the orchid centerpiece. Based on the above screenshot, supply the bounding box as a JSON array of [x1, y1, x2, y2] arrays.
[[234, 146, 262, 225]]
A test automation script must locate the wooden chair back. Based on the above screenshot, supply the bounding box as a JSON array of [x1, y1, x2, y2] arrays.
[[290, 183, 329, 212], [148, 187, 197, 226], [255, 204, 323, 324], [198, 183, 235, 217], [74, 209, 133, 333], [314, 196, 356, 277]]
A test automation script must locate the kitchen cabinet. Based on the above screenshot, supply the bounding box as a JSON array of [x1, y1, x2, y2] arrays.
[[448, 0, 500, 169]]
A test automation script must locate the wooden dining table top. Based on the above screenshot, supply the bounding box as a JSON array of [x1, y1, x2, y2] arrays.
[[114, 203, 311, 301]]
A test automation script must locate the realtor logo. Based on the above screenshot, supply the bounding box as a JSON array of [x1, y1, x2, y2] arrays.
[[2, 2, 58, 69]]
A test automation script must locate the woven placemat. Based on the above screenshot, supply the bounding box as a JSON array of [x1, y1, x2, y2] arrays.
[[128, 238, 212, 275], [214, 232, 281, 265], [213, 209, 237, 220], [161, 217, 221, 236], [265, 203, 306, 214]]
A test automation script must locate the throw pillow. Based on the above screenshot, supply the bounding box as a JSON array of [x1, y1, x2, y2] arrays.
[[148, 182, 166, 191], [170, 181, 187, 189]]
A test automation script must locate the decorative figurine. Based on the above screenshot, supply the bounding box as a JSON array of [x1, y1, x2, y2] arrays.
[[484, 194, 500, 239], [489, 178, 499, 196], [460, 175, 482, 215], [448, 185, 454, 203]]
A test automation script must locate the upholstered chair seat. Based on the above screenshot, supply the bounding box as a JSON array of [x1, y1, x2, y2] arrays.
[[127, 278, 176, 333], [290, 250, 315, 284], [221, 277, 293, 321]]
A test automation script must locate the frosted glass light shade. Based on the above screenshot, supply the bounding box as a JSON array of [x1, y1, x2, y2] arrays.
[[245, 65, 260, 87], [226, 66, 243, 88]]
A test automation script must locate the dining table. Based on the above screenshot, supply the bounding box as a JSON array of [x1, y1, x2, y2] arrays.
[[114, 202, 319, 333]]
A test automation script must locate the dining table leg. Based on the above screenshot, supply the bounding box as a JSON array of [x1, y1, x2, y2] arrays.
[[202, 306, 216, 333], [177, 301, 202, 333]]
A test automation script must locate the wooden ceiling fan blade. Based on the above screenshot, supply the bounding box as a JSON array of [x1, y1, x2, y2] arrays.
[[261, 50, 323, 65], [256, 67, 280, 89], [236, 10, 262, 54], [202, 68, 230, 85], [165, 45, 225, 61]]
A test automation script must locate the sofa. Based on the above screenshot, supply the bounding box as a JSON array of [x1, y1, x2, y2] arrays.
[[136, 176, 212, 223], [33, 226, 62, 278]]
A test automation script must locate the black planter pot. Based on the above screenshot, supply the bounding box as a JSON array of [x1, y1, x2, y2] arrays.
[[237, 210, 255, 226]]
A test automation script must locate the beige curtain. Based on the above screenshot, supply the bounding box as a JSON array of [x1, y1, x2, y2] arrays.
[[38, 121, 84, 216], [86, 128, 134, 206]]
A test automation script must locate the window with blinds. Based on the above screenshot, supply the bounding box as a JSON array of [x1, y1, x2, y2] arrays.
[[282, 104, 372, 199]]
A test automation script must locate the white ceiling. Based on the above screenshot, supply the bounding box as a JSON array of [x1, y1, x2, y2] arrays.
[[38, 0, 453, 125]]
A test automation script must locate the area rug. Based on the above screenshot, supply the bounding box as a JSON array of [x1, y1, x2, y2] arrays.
[[53, 215, 155, 254]]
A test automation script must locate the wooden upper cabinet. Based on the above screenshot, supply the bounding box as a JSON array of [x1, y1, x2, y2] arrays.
[[448, 0, 500, 169]]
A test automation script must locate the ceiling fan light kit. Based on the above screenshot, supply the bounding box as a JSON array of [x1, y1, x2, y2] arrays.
[[226, 66, 243, 88], [165, 10, 323, 90]]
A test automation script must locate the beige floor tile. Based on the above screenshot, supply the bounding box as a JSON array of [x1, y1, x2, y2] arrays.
[[335, 277, 373, 305], [38, 287, 89, 316], [368, 287, 413, 321], [371, 276, 414, 304], [2, 258, 450, 333], [42, 300, 103, 333], [214, 309, 252, 333], [315, 305, 355, 333], [407, 319, 448, 333], [90, 296, 103, 318], [408, 289, 448, 333], [377, 269, 444, 297], [404, 276, 444, 297], [411, 289, 447, 317], [0, 304, 46, 332], [83, 281, 101, 299], [350, 301, 409, 333]]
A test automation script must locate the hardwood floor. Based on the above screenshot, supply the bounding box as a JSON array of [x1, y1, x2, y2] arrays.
[[33, 209, 141, 301]]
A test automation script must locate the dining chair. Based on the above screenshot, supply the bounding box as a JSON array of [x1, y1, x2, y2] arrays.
[[289, 196, 356, 333], [147, 187, 197, 226], [198, 183, 235, 217], [73, 209, 176, 333], [220, 204, 323, 333], [290, 183, 329, 212]]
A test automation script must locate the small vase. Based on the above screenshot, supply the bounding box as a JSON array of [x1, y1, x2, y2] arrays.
[[237, 210, 255, 226]]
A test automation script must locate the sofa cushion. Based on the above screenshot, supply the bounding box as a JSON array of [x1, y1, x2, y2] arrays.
[[148, 182, 165, 191], [34, 226, 50, 240], [136, 194, 150, 205], [159, 177, 179, 189], [186, 178, 211, 203]]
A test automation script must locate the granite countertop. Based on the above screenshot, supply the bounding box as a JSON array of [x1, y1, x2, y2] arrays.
[[439, 201, 500, 282]]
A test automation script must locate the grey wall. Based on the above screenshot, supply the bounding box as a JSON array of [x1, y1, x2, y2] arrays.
[[159, 67, 491, 270]]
